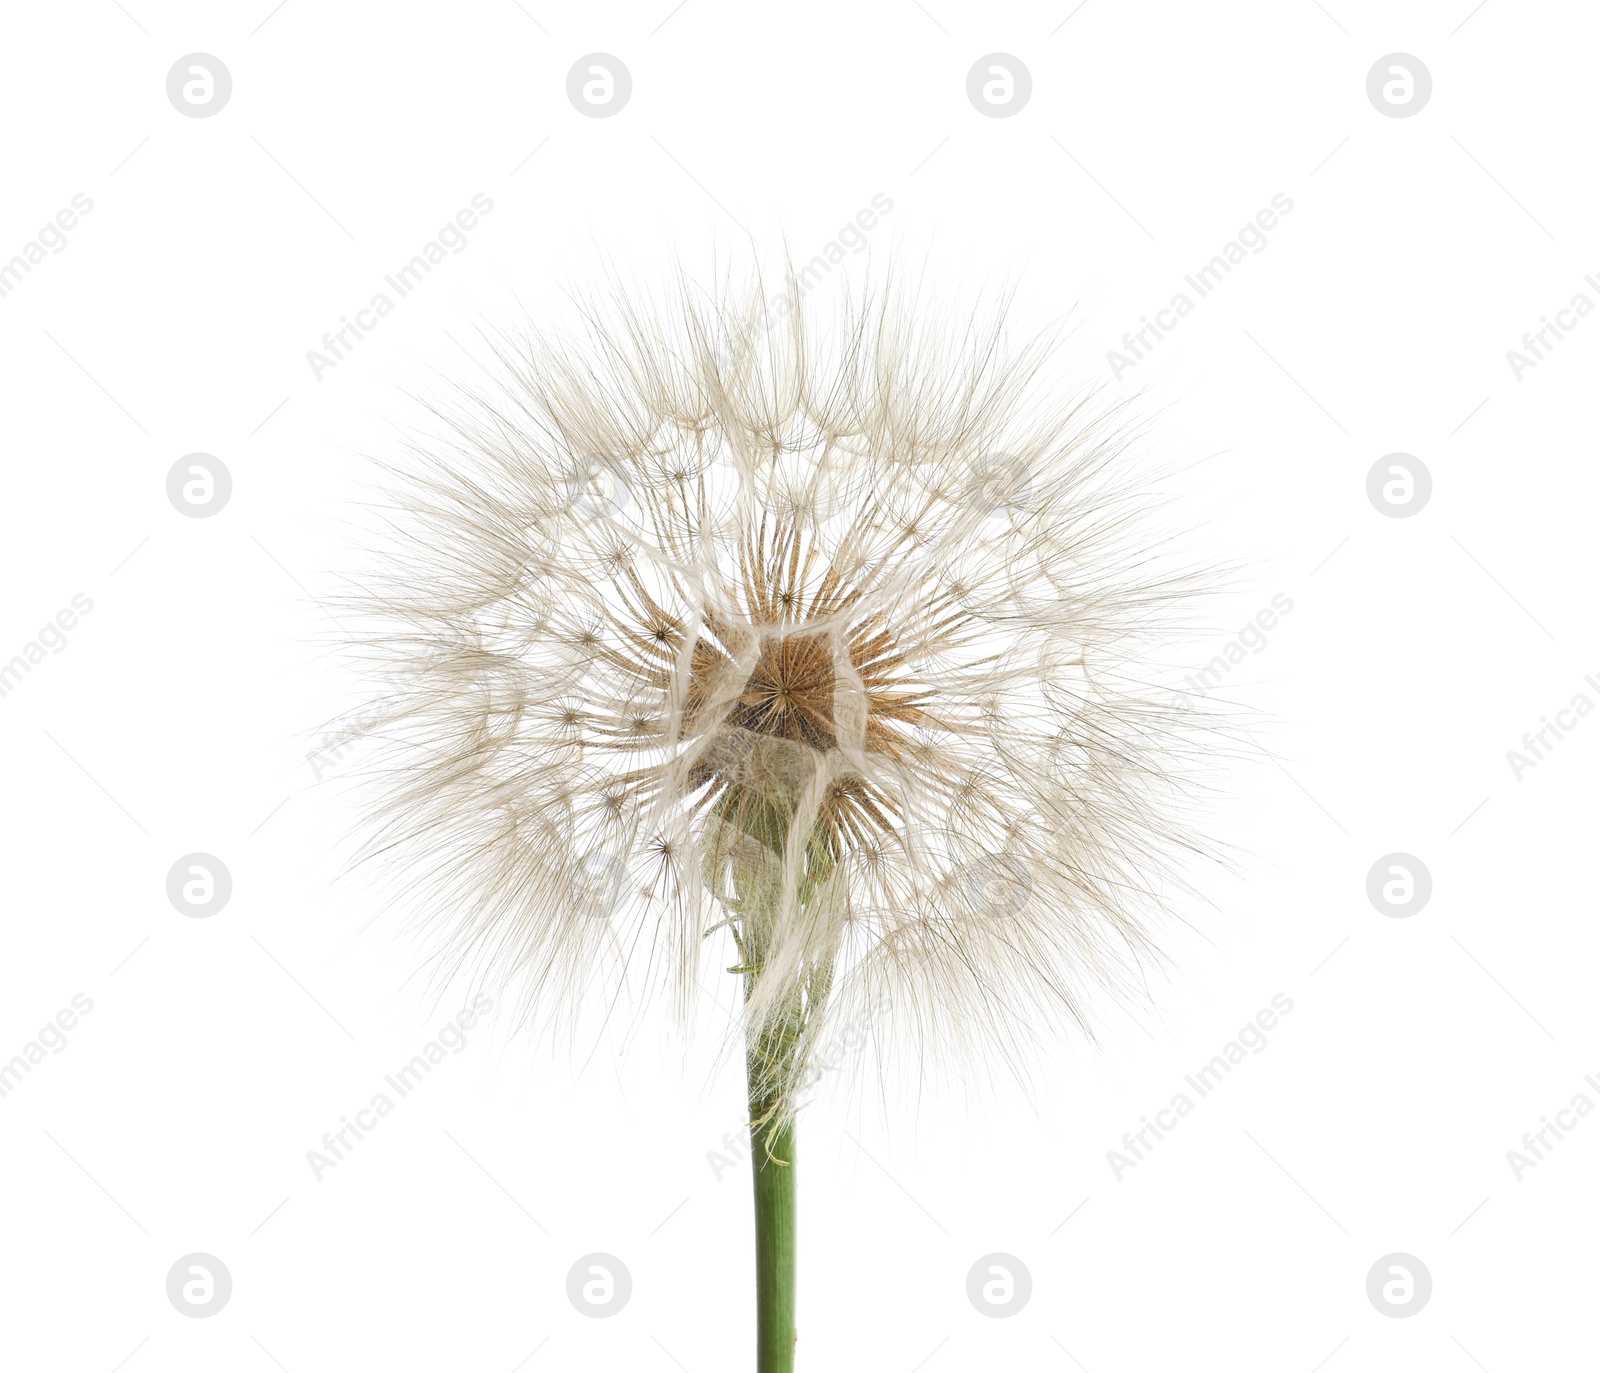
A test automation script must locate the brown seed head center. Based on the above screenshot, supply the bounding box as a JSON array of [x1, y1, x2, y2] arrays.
[[726, 632, 838, 753]]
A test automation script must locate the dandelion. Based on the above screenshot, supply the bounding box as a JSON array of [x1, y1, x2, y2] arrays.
[[346, 272, 1220, 1370]]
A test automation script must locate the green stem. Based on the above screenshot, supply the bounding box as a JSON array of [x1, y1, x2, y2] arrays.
[[748, 1066, 797, 1372]]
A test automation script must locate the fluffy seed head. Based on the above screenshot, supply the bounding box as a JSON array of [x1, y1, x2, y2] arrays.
[[346, 274, 1221, 1125]]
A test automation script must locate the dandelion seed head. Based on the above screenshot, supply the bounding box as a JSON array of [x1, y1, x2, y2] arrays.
[[347, 272, 1226, 1126]]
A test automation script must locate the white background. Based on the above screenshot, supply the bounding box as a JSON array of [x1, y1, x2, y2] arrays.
[[1, 2, 1596, 1369]]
